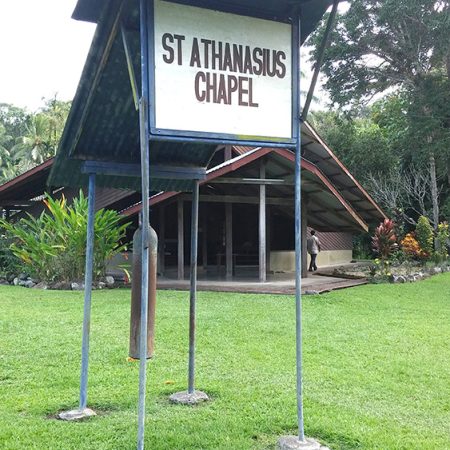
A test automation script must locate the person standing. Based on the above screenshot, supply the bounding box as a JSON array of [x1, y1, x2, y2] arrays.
[[307, 230, 321, 271]]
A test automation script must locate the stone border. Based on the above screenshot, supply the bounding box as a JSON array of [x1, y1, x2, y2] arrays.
[[389, 265, 450, 284], [0, 275, 119, 290]]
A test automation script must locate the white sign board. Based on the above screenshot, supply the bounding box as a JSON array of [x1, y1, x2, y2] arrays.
[[153, 0, 293, 141]]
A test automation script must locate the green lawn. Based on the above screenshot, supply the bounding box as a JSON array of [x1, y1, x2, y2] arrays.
[[1, 275, 449, 450]]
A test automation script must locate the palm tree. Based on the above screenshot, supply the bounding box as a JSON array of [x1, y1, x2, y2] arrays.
[[0, 123, 12, 167], [12, 113, 52, 164]]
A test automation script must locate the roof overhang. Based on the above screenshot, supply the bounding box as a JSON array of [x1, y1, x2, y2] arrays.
[[301, 122, 387, 224], [121, 148, 370, 232], [0, 159, 54, 209]]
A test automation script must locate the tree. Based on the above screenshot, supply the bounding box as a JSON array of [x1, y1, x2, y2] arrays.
[[0, 124, 12, 167], [0, 98, 71, 181], [310, 0, 450, 227], [310, 109, 399, 184], [40, 96, 71, 152], [0, 103, 29, 139], [12, 113, 52, 164]]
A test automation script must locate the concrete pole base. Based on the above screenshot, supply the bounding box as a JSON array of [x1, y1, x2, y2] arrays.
[[277, 436, 330, 450], [57, 408, 97, 421], [169, 390, 209, 405]]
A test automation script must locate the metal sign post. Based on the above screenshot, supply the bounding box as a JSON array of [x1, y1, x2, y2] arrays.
[[294, 9, 305, 443], [277, 8, 326, 450], [137, 0, 151, 448], [58, 172, 97, 421]]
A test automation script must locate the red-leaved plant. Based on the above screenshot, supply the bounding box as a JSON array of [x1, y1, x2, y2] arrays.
[[372, 219, 398, 260]]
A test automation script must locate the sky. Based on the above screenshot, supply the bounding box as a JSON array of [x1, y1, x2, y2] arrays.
[[0, 0, 95, 111], [0, 1, 334, 113]]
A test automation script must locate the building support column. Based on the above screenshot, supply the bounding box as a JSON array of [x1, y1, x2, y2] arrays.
[[202, 206, 208, 271], [301, 198, 308, 279], [159, 205, 165, 276], [267, 205, 271, 274], [178, 199, 184, 280], [225, 203, 233, 280], [259, 162, 267, 282], [224, 144, 232, 161]]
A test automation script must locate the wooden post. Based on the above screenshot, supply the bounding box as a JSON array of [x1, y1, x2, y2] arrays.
[[202, 206, 208, 271], [267, 205, 271, 274], [178, 199, 184, 280], [259, 162, 266, 282], [224, 145, 232, 161], [159, 205, 165, 276], [225, 203, 233, 280], [301, 197, 308, 278]]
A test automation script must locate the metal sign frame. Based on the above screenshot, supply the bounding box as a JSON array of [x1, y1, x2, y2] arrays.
[[146, 0, 298, 148]]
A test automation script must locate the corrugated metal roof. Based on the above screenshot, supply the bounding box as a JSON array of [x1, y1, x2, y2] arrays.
[[301, 122, 387, 224], [231, 124, 387, 225], [0, 158, 54, 205], [121, 147, 371, 232], [232, 146, 254, 155]]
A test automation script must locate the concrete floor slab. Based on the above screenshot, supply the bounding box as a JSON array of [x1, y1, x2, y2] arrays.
[[157, 270, 367, 295]]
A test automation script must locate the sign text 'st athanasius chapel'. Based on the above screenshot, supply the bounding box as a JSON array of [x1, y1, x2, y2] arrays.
[[153, 0, 292, 140]]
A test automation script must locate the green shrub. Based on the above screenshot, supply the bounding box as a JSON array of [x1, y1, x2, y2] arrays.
[[415, 216, 434, 257], [434, 222, 449, 263], [353, 232, 373, 260], [0, 230, 21, 278], [0, 191, 130, 282]]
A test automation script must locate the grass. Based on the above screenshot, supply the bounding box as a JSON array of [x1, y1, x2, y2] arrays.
[[0, 274, 449, 450]]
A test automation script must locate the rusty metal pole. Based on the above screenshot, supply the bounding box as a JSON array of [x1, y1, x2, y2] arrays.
[[130, 223, 157, 359], [188, 181, 199, 394], [169, 181, 208, 405], [58, 173, 97, 421], [79, 172, 96, 412]]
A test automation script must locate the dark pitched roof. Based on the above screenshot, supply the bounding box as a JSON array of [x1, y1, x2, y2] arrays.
[[121, 148, 376, 232], [1, 123, 386, 229], [301, 122, 386, 224], [0, 159, 54, 207]]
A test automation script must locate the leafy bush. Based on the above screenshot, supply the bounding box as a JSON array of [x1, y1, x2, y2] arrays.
[[372, 219, 397, 260], [353, 232, 373, 260], [415, 216, 434, 257], [0, 191, 130, 282], [400, 233, 421, 259], [434, 222, 449, 262], [0, 230, 21, 278]]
